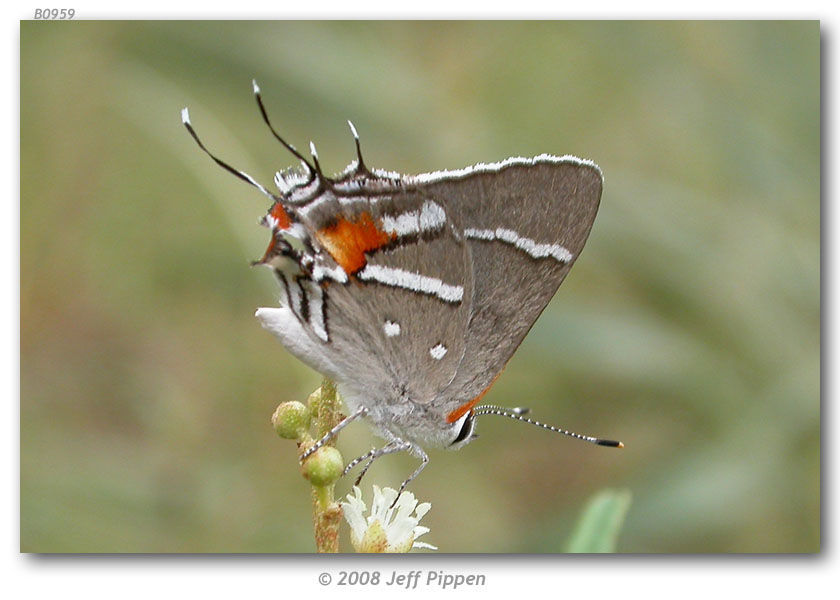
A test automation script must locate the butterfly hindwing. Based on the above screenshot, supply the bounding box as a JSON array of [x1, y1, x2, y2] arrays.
[[262, 183, 474, 440]]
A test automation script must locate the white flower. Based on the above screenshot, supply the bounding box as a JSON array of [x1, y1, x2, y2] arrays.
[[341, 485, 437, 552]]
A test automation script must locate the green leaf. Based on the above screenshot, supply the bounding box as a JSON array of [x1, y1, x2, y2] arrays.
[[565, 489, 632, 553]]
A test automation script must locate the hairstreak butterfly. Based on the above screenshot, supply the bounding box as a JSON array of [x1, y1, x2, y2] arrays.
[[182, 82, 622, 502]]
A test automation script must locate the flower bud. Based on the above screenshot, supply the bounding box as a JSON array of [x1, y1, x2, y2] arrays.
[[302, 446, 343, 487], [271, 401, 310, 440]]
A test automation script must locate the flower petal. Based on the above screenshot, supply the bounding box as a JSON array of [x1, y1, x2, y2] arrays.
[[415, 502, 431, 520], [412, 541, 438, 550], [341, 486, 435, 553], [340, 486, 368, 547]]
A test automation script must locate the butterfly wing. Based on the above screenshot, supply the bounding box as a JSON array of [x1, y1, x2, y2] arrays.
[[255, 156, 599, 447], [415, 157, 603, 420], [185, 102, 601, 454]]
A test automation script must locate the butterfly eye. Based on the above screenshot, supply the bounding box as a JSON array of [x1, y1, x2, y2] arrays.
[[449, 411, 477, 448]]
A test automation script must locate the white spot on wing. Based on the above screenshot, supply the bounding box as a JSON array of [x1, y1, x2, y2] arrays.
[[357, 264, 463, 303], [383, 320, 401, 337], [429, 344, 447, 360]]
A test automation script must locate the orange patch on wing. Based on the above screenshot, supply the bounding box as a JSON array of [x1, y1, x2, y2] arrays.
[[254, 205, 292, 265], [269, 203, 292, 230], [446, 396, 482, 425], [315, 212, 395, 274], [446, 372, 503, 424]]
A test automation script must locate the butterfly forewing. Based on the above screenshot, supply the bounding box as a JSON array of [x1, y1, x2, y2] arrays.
[[419, 159, 603, 418]]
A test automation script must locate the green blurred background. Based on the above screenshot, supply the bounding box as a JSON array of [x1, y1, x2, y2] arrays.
[[20, 21, 819, 553]]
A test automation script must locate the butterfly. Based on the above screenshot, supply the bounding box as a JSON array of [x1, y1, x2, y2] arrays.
[[183, 82, 621, 501]]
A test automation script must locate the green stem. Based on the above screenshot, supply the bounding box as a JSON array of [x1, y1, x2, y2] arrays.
[[304, 379, 344, 553]]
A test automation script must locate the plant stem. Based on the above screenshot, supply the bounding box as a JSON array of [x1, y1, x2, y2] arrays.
[[305, 379, 343, 553], [311, 483, 342, 553]]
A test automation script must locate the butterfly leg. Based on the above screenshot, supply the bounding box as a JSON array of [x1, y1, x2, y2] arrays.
[[346, 440, 413, 487], [342, 446, 382, 477], [389, 443, 429, 508], [299, 406, 368, 464], [342, 440, 401, 479]]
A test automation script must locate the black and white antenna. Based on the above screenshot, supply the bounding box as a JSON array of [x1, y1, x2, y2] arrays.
[[181, 107, 279, 202], [251, 80, 316, 183], [473, 405, 623, 448]]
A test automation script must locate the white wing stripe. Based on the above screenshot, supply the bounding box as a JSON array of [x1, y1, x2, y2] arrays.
[[464, 227, 573, 263], [357, 264, 464, 303]]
